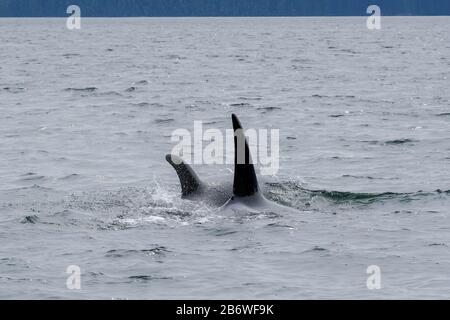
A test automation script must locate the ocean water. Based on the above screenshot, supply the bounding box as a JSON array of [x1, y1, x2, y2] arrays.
[[0, 17, 450, 299]]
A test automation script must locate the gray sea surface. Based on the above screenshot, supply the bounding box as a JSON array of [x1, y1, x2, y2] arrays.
[[0, 17, 450, 299]]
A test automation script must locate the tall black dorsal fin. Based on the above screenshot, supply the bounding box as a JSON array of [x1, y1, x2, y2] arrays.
[[166, 154, 201, 196], [232, 114, 259, 197]]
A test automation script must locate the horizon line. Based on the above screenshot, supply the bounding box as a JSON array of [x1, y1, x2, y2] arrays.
[[1, 14, 450, 18]]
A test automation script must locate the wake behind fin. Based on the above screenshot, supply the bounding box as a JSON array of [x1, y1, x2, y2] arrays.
[[166, 154, 201, 196], [232, 114, 260, 197]]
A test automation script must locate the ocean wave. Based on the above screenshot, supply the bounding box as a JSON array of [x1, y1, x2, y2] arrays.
[[265, 181, 448, 206], [64, 87, 98, 92]]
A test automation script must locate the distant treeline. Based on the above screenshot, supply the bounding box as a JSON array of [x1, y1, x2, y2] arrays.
[[0, 0, 449, 17]]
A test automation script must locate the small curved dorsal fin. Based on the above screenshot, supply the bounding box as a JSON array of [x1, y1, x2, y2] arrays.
[[166, 154, 201, 196], [232, 114, 260, 197]]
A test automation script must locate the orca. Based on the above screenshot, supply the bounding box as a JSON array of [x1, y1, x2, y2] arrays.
[[166, 114, 295, 213], [165, 153, 232, 207]]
